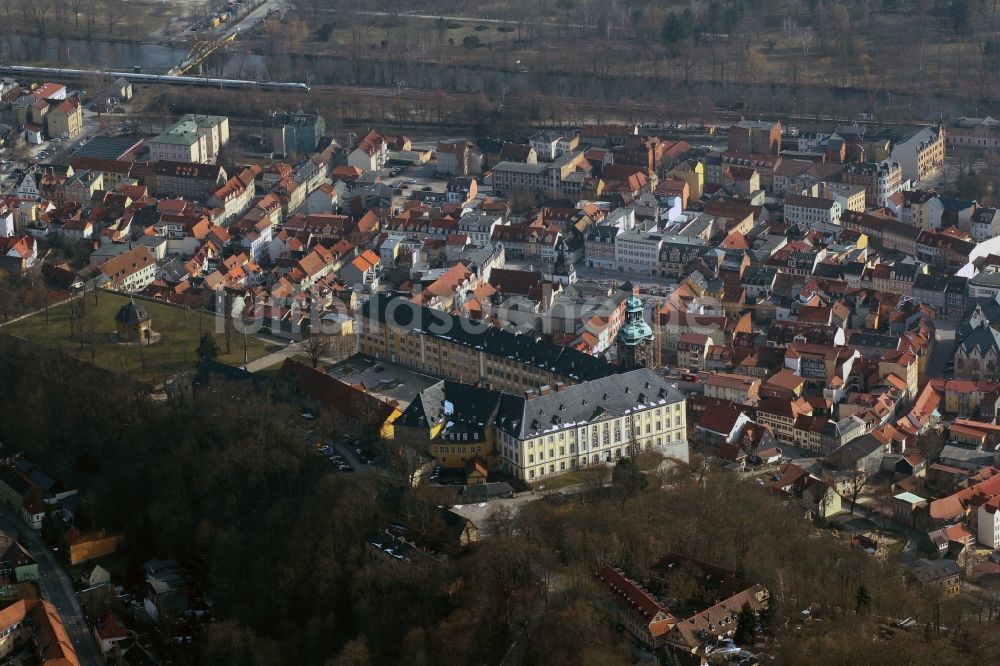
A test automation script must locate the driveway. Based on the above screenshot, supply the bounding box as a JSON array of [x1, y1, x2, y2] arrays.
[[332, 441, 371, 474], [0, 505, 103, 665]]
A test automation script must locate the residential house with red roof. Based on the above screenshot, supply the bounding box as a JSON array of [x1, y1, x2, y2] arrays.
[[0, 235, 38, 274], [771, 462, 843, 517], [340, 249, 382, 293], [207, 165, 260, 224], [0, 599, 80, 666], [595, 566, 676, 649], [47, 97, 83, 140], [348, 129, 389, 172]]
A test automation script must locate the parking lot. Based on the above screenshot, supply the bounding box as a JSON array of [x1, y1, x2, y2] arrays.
[[327, 354, 440, 410], [295, 412, 373, 474]]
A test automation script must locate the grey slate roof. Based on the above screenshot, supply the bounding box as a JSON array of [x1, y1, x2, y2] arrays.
[[848, 331, 901, 351], [910, 558, 960, 584], [959, 323, 1000, 356], [914, 273, 949, 292], [363, 293, 619, 383], [825, 435, 884, 470], [494, 369, 685, 439], [398, 380, 503, 438], [969, 271, 1000, 289]]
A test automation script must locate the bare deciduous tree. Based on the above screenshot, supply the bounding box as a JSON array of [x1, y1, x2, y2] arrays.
[[797, 27, 816, 57], [304, 333, 331, 369], [844, 468, 868, 515]]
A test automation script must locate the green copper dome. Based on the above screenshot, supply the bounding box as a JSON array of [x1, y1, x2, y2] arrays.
[[619, 295, 653, 346]]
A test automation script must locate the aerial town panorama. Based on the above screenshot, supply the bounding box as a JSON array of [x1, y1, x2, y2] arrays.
[[0, 1, 999, 664]]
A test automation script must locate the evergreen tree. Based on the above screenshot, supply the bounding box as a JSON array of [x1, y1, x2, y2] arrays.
[[734, 602, 757, 646], [196, 332, 220, 361], [661, 649, 681, 666], [661, 12, 683, 45], [856, 583, 871, 615], [950, 0, 971, 34], [41, 506, 62, 549], [758, 599, 777, 630]]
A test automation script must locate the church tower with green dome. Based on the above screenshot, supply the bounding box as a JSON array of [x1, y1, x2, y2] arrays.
[[617, 293, 654, 369]]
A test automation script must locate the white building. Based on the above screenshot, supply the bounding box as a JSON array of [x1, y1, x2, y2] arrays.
[[457, 210, 503, 246], [348, 130, 389, 172], [16, 171, 41, 201], [978, 497, 1000, 549], [972, 207, 1000, 243], [149, 114, 229, 164], [148, 131, 208, 164], [783, 194, 842, 232], [890, 126, 945, 183], [820, 181, 867, 213], [529, 131, 563, 161], [340, 249, 381, 292], [99, 246, 157, 292], [494, 369, 688, 482], [238, 219, 273, 262], [305, 183, 338, 215], [379, 234, 407, 266], [0, 208, 13, 237], [614, 228, 664, 276]]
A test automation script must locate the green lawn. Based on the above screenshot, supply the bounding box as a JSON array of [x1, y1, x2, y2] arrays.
[[4, 292, 272, 385]]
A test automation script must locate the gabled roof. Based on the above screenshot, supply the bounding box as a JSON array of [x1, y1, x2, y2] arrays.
[[696, 402, 747, 436], [959, 323, 1000, 356], [99, 246, 154, 280], [595, 566, 674, 638]]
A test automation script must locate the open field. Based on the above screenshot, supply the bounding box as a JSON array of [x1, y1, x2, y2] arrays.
[[3, 292, 273, 385]]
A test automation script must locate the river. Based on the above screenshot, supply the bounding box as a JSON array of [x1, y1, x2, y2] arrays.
[[5, 35, 980, 121]]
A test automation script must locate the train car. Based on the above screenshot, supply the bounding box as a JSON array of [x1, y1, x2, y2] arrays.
[[0, 65, 309, 93]]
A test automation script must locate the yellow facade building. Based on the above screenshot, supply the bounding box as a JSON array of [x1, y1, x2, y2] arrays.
[[495, 369, 687, 482], [666, 161, 704, 201], [359, 294, 619, 395]]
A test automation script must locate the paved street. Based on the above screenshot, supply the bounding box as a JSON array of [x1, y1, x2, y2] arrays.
[[925, 321, 956, 379], [0, 505, 103, 666], [243, 338, 303, 372]]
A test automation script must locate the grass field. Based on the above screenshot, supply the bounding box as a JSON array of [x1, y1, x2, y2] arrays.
[[4, 292, 274, 386]]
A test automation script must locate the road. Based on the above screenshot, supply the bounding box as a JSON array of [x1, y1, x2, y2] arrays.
[[925, 321, 956, 379], [243, 338, 303, 373], [0, 505, 103, 666]]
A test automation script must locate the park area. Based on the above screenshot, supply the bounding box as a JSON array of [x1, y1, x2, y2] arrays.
[[3, 291, 273, 385]]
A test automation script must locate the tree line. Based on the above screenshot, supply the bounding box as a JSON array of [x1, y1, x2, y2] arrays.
[[0, 342, 998, 664]]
